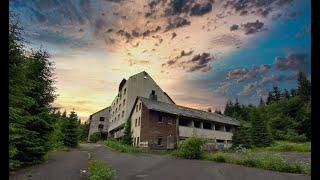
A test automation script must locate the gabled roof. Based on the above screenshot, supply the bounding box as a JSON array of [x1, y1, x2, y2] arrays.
[[132, 97, 239, 126], [89, 106, 111, 117]]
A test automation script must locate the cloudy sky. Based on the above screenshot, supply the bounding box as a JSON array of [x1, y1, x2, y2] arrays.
[[10, 0, 311, 122]]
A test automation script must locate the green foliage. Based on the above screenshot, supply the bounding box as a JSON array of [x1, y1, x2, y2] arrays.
[[177, 136, 207, 159], [232, 122, 252, 148], [101, 140, 147, 153], [254, 141, 311, 152], [250, 109, 273, 147], [88, 160, 116, 180], [89, 132, 102, 143], [79, 121, 90, 142], [62, 111, 80, 148], [9, 14, 82, 172], [121, 119, 132, 145], [203, 152, 310, 174]]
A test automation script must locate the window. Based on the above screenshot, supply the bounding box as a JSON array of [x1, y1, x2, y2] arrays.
[[225, 126, 231, 132], [118, 114, 120, 120], [136, 105, 138, 112], [119, 103, 121, 110], [135, 119, 137, 127], [99, 117, 105, 121], [139, 102, 142, 110], [116, 99, 118, 103], [98, 124, 104, 129], [123, 99, 126, 104], [157, 137, 162, 146], [137, 137, 140, 146], [134, 137, 136, 146], [158, 115, 163, 122], [122, 111, 124, 117], [138, 117, 141, 126], [124, 88, 126, 94], [116, 108, 117, 112]]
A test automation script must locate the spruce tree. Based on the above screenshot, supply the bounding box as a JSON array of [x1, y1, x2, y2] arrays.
[[272, 85, 281, 101], [232, 122, 252, 148], [297, 71, 311, 103], [266, 92, 274, 105], [283, 89, 290, 99], [63, 111, 79, 148], [122, 119, 132, 145], [250, 109, 272, 147]]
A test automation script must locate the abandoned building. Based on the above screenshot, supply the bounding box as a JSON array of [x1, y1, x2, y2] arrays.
[[87, 107, 110, 140], [88, 71, 239, 149]]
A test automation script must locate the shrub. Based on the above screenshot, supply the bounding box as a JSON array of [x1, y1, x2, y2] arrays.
[[89, 132, 102, 143], [88, 160, 115, 180], [101, 140, 147, 153], [264, 141, 310, 152], [177, 136, 207, 159]]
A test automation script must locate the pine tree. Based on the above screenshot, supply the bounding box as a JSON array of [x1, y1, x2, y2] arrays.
[[122, 119, 133, 145], [62, 111, 80, 148], [250, 109, 272, 147], [283, 89, 290, 99], [259, 98, 265, 107], [297, 71, 311, 103], [232, 122, 252, 148], [272, 85, 281, 101], [266, 92, 274, 105]]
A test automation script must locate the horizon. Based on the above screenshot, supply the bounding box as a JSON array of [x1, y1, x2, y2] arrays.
[[10, 0, 311, 123]]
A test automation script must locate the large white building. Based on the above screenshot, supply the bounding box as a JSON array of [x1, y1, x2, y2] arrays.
[[106, 71, 174, 138]]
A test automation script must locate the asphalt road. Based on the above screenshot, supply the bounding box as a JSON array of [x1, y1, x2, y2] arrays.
[[10, 143, 311, 180]]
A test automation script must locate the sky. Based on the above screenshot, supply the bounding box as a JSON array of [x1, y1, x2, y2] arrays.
[[10, 0, 311, 122]]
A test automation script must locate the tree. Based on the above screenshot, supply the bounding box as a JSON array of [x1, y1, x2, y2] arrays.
[[272, 85, 281, 101], [62, 111, 80, 148], [297, 71, 311, 103], [232, 122, 252, 148], [122, 119, 132, 145], [283, 89, 290, 99], [266, 92, 274, 105], [250, 109, 272, 147]]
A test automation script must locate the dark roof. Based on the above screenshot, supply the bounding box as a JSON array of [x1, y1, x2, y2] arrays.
[[138, 97, 240, 126]]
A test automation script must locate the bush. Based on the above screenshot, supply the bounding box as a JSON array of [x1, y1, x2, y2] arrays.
[[203, 152, 310, 174], [263, 141, 310, 152], [89, 132, 102, 143], [177, 136, 207, 159], [101, 140, 147, 153], [88, 160, 115, 180]]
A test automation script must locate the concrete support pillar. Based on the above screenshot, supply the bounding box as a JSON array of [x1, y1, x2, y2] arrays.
[[191, 120, 194, 127], [223, 125, 226, 132], [200, 122, 203, 129], [211, 123, 215, 130]]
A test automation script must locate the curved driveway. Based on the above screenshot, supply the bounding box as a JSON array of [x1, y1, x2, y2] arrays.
[[10, 143, 311, 180]]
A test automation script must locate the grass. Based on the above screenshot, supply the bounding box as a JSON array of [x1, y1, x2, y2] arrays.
[[203, 152, 310, 175], [252, 141, 311, 152], [88, 160, 116, 180], [100, 139, 310, 175]]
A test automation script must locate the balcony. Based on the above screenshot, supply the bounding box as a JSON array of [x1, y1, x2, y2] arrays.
[[178, 126, 233, 140]]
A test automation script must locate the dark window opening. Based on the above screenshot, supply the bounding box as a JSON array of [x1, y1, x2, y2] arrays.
[[135, 119, 137, 127], [215, 124, 223, 131], [217, 139, 225, 143], [139, 102, 142, 110], [158, 115, 163, 122], [124, 88, 126, 94], [136, 105, 138, 112], [194, 121, 201, 128], [98, 124, 104, 129], [138, 117, 141, 126], [137, 137, 140, 146], [178, 118, 189, 126], [157, 137, 163, 146], [152, 90, 155, 95], [99, 117, 105, 121], [225, 126, 231, 132], [203, 122, 212, 129]]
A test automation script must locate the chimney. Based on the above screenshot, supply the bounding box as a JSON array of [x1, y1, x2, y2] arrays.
[[149, 90, 157, 101]]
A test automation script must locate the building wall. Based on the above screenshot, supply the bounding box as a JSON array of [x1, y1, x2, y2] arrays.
[[108, 71, 174, 137], [140, 104, 177, 149], [131, 99, 142, 146], [88, 107, 111, 140]]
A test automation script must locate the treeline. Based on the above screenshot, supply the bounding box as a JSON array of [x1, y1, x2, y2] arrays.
[[224, 72, 311, 147], [9, 14, 88, 172]]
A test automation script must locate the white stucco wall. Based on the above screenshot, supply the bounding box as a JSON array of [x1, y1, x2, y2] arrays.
[[88, 107, 111, 140], [108, 71, 174, 134]]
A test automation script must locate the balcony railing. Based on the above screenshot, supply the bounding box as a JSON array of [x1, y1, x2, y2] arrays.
[[178, 126, 233, 140]]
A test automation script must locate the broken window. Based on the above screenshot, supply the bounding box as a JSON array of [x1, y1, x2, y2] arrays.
[[135, 119, 137, 127], [98, 124, 104, 129], [157, 137, 162, 146], [194, 121, 201, 128], [138, 117, 141, 126], [99, 117, 105, 121], [203, 122, 212, 129], [225, 126, 231, 132], [139, 102, 142, 110]]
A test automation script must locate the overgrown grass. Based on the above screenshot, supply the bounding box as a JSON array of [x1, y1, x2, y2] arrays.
[[88, 160, 116, 180], [253, 141, 311, 152], [203, 152, 310, 175], [101, 140, 148, 153]]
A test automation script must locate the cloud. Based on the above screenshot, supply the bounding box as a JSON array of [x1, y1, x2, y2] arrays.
[[274, 53, 310, 73], [242, 20, 265, 35], [238, 74, 296, 96], [184, 53, 215, 72], [227, 64, 271, 82], [128, 59, 150, 66], [230, 24, 239, 31]]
